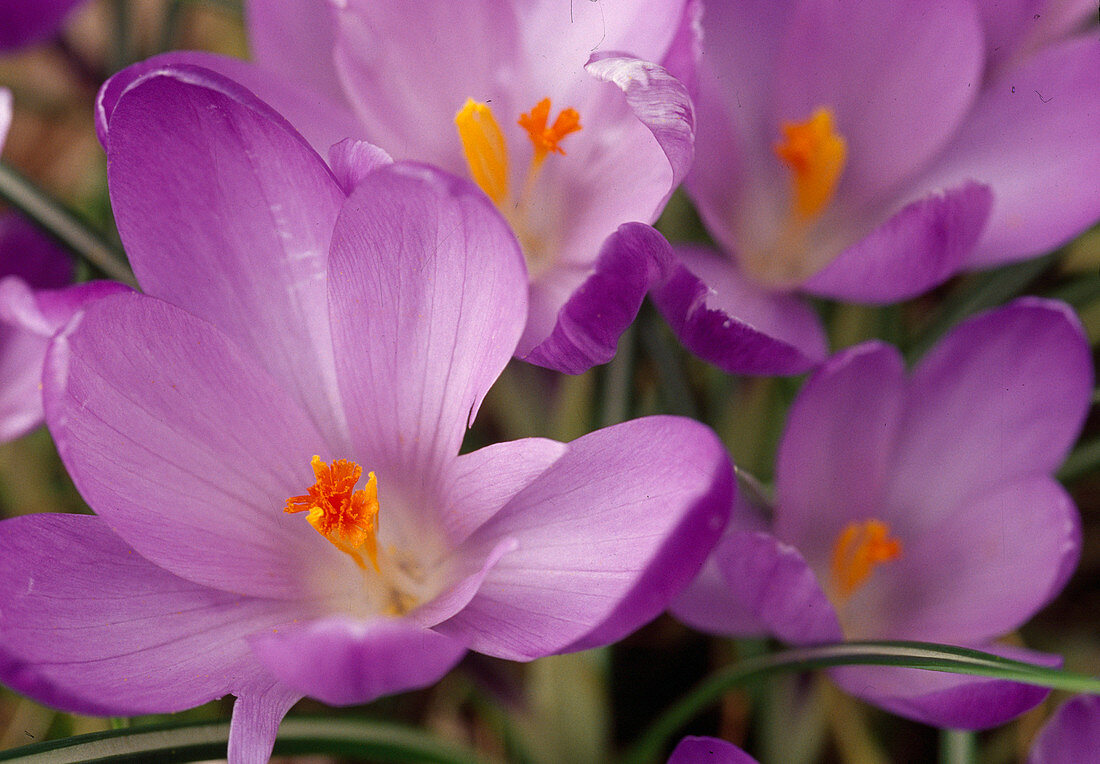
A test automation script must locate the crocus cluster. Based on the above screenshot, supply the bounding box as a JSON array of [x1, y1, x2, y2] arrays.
[[0, 1, 1097, 763], [0, 66, 732, 763]]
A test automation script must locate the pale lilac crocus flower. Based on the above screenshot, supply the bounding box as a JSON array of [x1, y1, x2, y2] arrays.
[[1029, 695, 1100, 763], [673, 299, 1092, 728], [0, 66, 733, 763], [0, 0, 85, 50], [0, 88, 127, 441], [654, 0, 1100, 375], [100, 0, 698, 373]]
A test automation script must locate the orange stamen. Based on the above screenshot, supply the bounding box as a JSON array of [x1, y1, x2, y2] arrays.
[[518, 98, 582, 165], [286, 455, 379, 571], [774, 107, 847, 219], [830, 519, 901, 600]]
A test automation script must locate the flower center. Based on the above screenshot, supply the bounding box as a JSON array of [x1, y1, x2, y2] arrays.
[[454, 97, 582, 277], [773, 107, 847, 221], [286, 455, 380, 572], [829, 519, 901, 601]]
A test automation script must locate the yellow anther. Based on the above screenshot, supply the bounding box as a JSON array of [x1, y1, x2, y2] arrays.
[[518, 98, 582, 166], [830, 519, 901, 600], [286, 456, 379, 571], [774, 107, 847, 220], [455, 99, 510, 206]]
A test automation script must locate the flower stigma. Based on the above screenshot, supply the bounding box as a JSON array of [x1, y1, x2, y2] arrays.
[[774, 107, 847, 221], [454, 97, 582, 278], [286, 456, 380, 572], [829, 519, 901, 601]]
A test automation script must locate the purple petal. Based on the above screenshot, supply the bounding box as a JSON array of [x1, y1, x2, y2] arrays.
[[97, 52, 363, 156], [658, 0, 703, 96], [331, 0, 521, 170], [0, 87, 9, 143], [887, 298, 1092, 522], [0, 513, 293, 716], [775, 0, 984, 203], [0, 277, 130, 442], [774, 342, 905, 565], [831, 644, 1058, 730], [439, 416, 733, 660], [585, 54, 695, 215], [979, 0, 1096, 73], [0, 0, 83, 50], [859, 477, 1080, 643], [915, 36, 1100, 266], [327, 163, 526, 483], [802, 182, 993, 303], [651, 245, 828, 375], [105, 63, 350, 446], [715, 531, 843, 645], [669, 736, 759, 764], [522, 223, 672, 373], [327, 138, 393, 195], [671, 492, 771, 638], [442, 438, 568, 545], [245, 0, 344, 102], [228, 682, 302, 764], [44, 292, 338, 600], [0, 212, 72, 288], [250, 617, 466, 706], [1029, 695, 1100, 764]]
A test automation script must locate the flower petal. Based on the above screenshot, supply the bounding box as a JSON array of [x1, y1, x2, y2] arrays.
[[0, 513, 294, 716], [522, 223, 672, 373], [327, 163, 527, 483], [773, 342, 905, 565], [245, 0, 344, 102], [328, 138, 393, 195], [105, 63, 350, 447], [669, 736, 759, 764], [44, 292, 336, 599], [802, 182, 993, 303], [97, 52, 363, 156], [0, 0, 83, 50], [584, 54, 695, 215], [228, 681, 302, 764], [331, 0, 521, 170], [1029, 694, 1100, 764], [250, 617, 467, 707], [915, 36, 1100, 266], [776, 0, 984, 202], [0, 87, 9, 144], [442, 438, 568, 545], [651, 245, 828, 375], [438, 416, 733, 660], [887, 298, 1092, 522], [715, 531, 843, 645], [831, 644, 1058, 729], [863, 476, 1080, 644]]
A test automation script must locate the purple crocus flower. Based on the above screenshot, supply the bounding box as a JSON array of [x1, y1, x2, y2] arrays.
[[654, 0, 1100, 375], [0, 66, 733, 763], [1029, 695, 1100, 763], [0, 88, 127, 441], [0, 0, 85, 50], [673, 298, 1092, 728], [99, 0, 698, 373], [669, 736, 758, 763]]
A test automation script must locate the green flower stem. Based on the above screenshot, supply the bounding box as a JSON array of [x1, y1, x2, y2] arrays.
[[939, 729, 977, 764], [0, 163, 137, 287], [600, 323, 636, 427], [621, 640, 1100, 764], [0, 716, 483, 764]]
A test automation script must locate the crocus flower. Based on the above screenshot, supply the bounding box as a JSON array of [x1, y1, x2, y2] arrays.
[[0, 88, 127, 441], [669, 736, 758, 763], [1029, 695, 1100, 763], [673, 298, 1092, 728], [0, 66, 733, 763], [100, 0, 698, 373], [653, 0, 1100, 375], [0, 0, 85, 50]]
